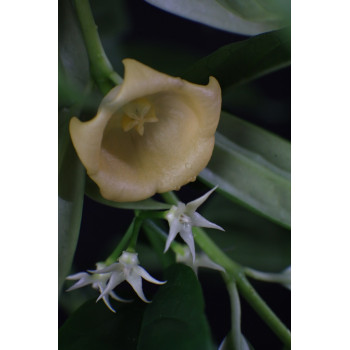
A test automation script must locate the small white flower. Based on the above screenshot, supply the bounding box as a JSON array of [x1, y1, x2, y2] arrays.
[[176, 246, 225, 275], [66, 262, 130, 312], [90, 251, 166, 305], [164, 186, 224, 262]]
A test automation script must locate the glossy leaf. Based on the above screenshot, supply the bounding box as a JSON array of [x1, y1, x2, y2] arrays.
[[201, 193, 290, 271], [85, 177, 172, 210], [138, 264, 215, 350], [59, 299, 146, 350], [145, 0, 279, 35], [199, 111, 290, 228], [183, 28, 290, 91], [58, 109, 86, 295]]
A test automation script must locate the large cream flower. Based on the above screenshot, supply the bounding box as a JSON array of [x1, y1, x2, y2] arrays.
[[70, 59, 221, 202]]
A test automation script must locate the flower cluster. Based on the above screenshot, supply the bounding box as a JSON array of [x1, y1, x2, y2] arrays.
[[66, 251, 166, 312]]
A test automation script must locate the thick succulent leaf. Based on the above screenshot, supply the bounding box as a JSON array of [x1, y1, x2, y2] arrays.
[[58, 109, 86, 295], [145, 0, 279, 35], [85, 177, 171, 210], [182, 28, 290, 92], [200, 111, 290, 228], [59, 299, 146, 350], [137, 264, 215, 350]]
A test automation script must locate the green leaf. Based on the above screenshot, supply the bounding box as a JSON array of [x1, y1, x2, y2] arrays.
[[58, 0, 90, 107], [59, 299, 146, 350], [201, 193, 290, 271], [216, 0, 290, 23], [145, 0, 280, 35], [199, 111, 290, 228], [58, 109, 86, 295], [182, 28, 290, 91], [138, 264, 215, 350], [85, 177, 172, 211]]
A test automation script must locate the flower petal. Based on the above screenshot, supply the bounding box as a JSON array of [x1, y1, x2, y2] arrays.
[[66, 272, 92, 291], [186, 186, 218, 214], [110, 290, 133, 303], [70, 59, 222, 202], [101, 294, 116, 313], [89, 263, 122, 274], [66, 272, 89, 280], [179, 224, 196, 263], [196, 254, 225, 273], [164, 219, 182, 253], [191, 212, 224, 231], [126, 270, 151, 303], [133, 266, 166, 285], [97, 271, 125, 302]]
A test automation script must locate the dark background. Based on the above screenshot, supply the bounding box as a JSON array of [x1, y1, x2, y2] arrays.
[[59, 0, 291, 348]]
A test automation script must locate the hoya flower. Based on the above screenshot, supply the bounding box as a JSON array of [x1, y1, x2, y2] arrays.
[[164, 186, 224, 262], [176, 246, 225, 275], [69, 59, 221, 202], [90, 251, 166, 304], [66, 262, 130, 312]]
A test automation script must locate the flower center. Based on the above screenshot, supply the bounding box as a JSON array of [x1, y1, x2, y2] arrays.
[[121, 98, 158, 136], [179, 214, 191, 225]]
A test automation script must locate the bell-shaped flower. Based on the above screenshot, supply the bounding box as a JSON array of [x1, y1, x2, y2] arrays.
[[176, 246, 225, 275], [164, 186, 224, 262], [69, 59, 221, 202], [90, 251, 166, 304], [66, 262, 131, 312]]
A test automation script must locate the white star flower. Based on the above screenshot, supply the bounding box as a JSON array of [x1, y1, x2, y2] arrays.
[[176, 246, 225, 275], [66, 262, 131, 312], [164, 186, 224, 262], [89, 251, 166, 305]]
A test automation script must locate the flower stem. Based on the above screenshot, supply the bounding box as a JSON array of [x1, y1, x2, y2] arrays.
[[73, 0, 123, 95], [161, 190, 291, 348], [128, 213, 143, 251], [193, 227, 291, 348], [223, 275, 242, 350], [104, 220, 135, 265]]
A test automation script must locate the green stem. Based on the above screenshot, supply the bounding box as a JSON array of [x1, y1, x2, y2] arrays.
[[73, 0, 123, 95], [128, 215, 143, 251], [104, 220, 135, 265], [160, 190, 291, 348], [224, 275, 242, 350], [193, 227, 291, 348]]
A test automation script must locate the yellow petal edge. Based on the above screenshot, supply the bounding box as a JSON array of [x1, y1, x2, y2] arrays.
[[69, 59, 222, 202]]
